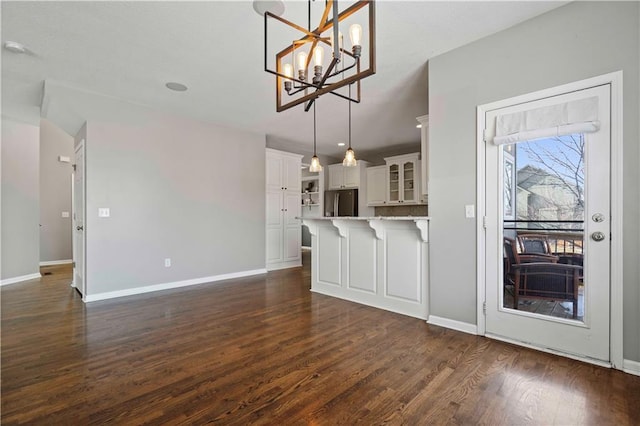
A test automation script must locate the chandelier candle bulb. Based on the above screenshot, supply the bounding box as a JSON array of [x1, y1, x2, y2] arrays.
[[350, 24, 362, 57], [297, 51, 307, 81], [313, 46, 324, 85], [283, 63, 293, 92], [313, 46, 324, 66]]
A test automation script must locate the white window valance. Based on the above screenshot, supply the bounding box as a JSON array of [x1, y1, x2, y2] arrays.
[[492, 96, 600, 145]]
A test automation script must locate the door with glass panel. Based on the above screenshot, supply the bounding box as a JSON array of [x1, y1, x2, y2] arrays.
[[484, 84, 610, 362]]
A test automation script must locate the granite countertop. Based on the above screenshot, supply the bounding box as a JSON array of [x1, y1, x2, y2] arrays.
[[298, 216, 430, 221]]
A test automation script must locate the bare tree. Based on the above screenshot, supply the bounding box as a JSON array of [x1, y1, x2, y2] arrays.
[[520, 134, 584, 210]]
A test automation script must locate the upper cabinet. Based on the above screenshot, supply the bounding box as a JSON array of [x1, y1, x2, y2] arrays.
[[328, 163, 362, 189], [266, 149, 301, 192], [416, 115, 429, 200], [366, 166, 387, 206], [384, 153, 422, 205]]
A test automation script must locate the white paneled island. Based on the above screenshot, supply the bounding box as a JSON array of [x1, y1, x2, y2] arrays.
[[301, 217, 430, 319]]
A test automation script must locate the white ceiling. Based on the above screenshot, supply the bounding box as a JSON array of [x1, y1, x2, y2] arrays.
[[1, 1, 568, 159]]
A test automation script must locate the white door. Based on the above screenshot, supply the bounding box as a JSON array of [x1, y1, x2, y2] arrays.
[[483, 84, 611, 362], [72, 142, 86, 297]]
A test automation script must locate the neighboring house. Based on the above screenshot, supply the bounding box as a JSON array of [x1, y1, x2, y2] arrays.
[[516, 164, 583, 224]]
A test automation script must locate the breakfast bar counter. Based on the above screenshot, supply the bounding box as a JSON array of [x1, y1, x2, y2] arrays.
[[300, 217, 430, 319]]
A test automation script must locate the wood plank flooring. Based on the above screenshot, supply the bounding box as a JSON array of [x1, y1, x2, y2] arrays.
[[2, 258, 639, 424]]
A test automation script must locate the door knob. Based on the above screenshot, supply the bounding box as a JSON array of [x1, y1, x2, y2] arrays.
[[76, 225, 84, 231], [591, 231, 605, 242], [592, 213, 605, 223]]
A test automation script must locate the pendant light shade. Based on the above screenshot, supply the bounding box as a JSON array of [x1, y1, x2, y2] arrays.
[[342, 147, 357, 167], [309, 102, 323, 172], [342, 84, 357, 167], [309, 155, 323, 172]]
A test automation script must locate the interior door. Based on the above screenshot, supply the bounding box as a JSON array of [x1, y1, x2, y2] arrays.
[[484, 84, 611, 362], [72, 142, 86, 297]]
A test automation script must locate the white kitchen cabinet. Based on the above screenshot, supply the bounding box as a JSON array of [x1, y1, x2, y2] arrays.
[[266, 149, 303, 270], [328, 163, 360, 189], [266, 149, 301, 192], [385, 153, 421, 205], [366, 166, 387, 206]]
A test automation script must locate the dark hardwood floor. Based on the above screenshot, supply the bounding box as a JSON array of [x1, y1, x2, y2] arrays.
[[2, 256, 639, 424]]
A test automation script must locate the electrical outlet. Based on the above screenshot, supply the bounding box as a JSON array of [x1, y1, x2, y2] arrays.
[[164, 258, 171, 268], [465, 204, 475, 218], [61, 211, 70, 218], [98, 208, 110, 218]]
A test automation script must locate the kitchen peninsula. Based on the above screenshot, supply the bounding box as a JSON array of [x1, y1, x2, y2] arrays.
[[300, 217, 430, 319]]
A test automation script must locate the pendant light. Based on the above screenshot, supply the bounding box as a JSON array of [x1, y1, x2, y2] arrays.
[[343, 84, 357, 167], [309, 102, 323, 172]]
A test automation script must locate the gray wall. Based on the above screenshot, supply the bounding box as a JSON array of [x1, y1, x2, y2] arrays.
[[1, 117, 40, 280], [81, 109, 266, 297], [428, 2, 640, 361], [40, 119, 74, 263]]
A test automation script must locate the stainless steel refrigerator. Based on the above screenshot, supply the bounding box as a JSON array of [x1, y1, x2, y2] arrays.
[[324, 189, 358, 217]]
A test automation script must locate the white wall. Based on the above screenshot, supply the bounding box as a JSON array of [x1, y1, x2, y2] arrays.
[[40, 119, 74, 263], [428, 2, 639, 361], [78, 109, 266, 298], [1, 117, 40, 281]]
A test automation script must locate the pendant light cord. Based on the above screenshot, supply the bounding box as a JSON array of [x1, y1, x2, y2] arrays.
[[348, 84, 352, 149], [313, 102, 317, 154]]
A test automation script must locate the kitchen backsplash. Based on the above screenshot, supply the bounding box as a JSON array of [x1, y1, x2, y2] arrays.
[[374, 204, 428, 217]]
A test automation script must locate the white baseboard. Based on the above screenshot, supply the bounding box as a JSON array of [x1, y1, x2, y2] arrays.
[[84, 268, 267, 302], [266, 261, 302, 271], [427, 315, 478, 335], [1, 273, 42, 286], [40, 259, 73, 266], [623, 359, 640, 376]]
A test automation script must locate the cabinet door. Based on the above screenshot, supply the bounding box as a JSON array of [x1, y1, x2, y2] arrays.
[[402, 161, 416, 203], [366, 166, 387, 205], [388, 163, 400, 203], [266, 191, 283, 227], [283, 226, 301, 261], [266, 191, 284, 262], [284, 192, 301, 227], [328, 165, 344, 189], [343, 166, 360, 188], [283, 156, 301, 192], [266, 153, 283, 191], [266, 227, 284, 263]]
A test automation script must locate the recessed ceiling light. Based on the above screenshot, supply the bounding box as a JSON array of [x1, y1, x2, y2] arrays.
[[416, 124, 422, 129], [337, 142, 345, 147], [4, 41, 26, 54], [252, 0, 285, 16], [166, 82, 188, 92]]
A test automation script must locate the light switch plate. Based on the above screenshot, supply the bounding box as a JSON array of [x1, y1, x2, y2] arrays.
[[98, 208, 110, 218], [61, 211, 70, 218], [465, 204, 475, 218]]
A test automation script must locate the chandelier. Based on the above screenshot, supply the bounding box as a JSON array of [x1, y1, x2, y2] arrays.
[[263, 0, 376, 113]]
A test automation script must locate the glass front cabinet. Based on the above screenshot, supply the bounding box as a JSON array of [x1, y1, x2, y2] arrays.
[[384, 153, 420, 204]]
